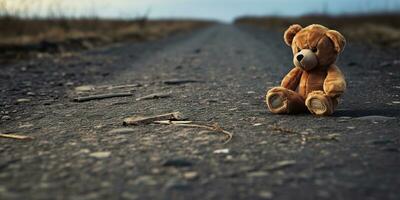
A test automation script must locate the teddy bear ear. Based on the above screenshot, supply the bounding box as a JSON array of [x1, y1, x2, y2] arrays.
[[284, 24, 303, 46], [325, 30, 346, 53]]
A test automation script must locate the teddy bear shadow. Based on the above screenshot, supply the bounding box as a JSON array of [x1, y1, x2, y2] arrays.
[[333, 108, 400, 118]]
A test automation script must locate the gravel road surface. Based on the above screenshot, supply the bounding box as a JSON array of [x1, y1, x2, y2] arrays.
[[1, 24, 399, 200]]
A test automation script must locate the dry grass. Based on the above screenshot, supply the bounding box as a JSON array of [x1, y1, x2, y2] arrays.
[[0, 18, 211, 46], [0, 0, 212, 61], [234, 13, 400, 47], [0, 17, 212, 61]]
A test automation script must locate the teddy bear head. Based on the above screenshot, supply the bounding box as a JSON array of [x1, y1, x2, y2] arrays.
[[284, 24, 346, 71]]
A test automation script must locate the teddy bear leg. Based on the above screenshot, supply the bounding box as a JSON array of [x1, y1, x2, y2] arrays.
[[305, 91, 338, 116], [266, 87, 307, 114]]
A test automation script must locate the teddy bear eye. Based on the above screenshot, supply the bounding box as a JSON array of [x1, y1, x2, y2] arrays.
[[297, 47, 301, 52], [312, 47, 318, 52]]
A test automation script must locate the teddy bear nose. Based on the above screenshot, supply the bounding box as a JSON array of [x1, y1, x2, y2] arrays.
[[296, 54, 304, 61]]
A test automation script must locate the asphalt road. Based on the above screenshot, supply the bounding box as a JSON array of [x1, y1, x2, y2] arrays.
[[0, 24, 399, 200]]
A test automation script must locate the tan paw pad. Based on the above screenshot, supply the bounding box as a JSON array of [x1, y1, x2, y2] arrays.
[[266, 93, 288, 114]]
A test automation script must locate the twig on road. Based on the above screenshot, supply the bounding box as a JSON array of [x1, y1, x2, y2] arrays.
[[123, 112, 233, 144], [75, 84, 140, 93], [73, 92, 133, 102], [0, 133, 34, 140], [154, 120, 233, 144], [154, 120, 193, 124], [135, 92, 171, 101], [266, 160, 296, 171], [101, 84, 141, 90], [269, 124, 299, 134], [123, 112, 186, 125]]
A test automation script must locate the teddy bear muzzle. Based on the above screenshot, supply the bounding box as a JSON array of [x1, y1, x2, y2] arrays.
[[293, 49, 318, 71]]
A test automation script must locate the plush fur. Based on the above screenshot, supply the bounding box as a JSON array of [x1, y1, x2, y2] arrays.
[[266, 24, 346, 116]]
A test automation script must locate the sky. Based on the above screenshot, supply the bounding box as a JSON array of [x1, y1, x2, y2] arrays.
[[2, 0, 400, 22]]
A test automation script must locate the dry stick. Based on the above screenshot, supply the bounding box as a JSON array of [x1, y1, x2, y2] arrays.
[[266, 160, 296, 171], [0, 133, 34, 140], [269, 125, 299, 134], [106, 84, 140, 90], [73, 92, 133, 102], [123, 112, 185, 125], [155, 121, 233, 144], [135, 92, 171, 101], [154, 120, 193, 124]]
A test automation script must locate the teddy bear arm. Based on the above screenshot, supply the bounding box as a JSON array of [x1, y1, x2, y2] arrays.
[[323, 65, 346, 98], [280, 67, 303, 91]]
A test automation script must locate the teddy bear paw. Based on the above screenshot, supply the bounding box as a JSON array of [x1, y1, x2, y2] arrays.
[[266, 92, 288, 114], [305, 92, 333, 116]]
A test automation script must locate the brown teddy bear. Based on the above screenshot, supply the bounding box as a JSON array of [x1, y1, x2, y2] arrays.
[[266, 24, 346, 116]]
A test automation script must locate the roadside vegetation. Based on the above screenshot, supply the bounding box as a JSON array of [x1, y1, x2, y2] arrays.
[[0, 0, 212, 61], [234, 13, 400, 48]]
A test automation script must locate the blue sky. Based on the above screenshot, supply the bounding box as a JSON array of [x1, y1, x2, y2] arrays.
[[4, 0, 400, 22]]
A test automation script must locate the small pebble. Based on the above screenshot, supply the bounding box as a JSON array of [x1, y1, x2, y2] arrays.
[[18, 123, 34, 128], [183, 171, 198, 180], [75, 85, 94, 92], [134, 176, 157, 186], [16, 98, 31, 103], [258, 191, 273, 199], [65, 81, 74, 86], [213, 149, 230, 154], [225, 155, 233, 160], [79, 149, 90, 154], [89, 151, 111, 158], [1, 115, 11, 120]]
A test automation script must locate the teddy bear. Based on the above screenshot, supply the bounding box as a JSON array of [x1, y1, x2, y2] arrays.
[[266, 24, 346, 116]]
